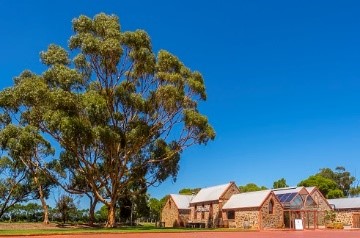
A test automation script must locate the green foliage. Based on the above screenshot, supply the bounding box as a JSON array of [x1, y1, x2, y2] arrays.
[[148, 198, 162, 221], [95, 205, 108, 222], [178, 188, 201, 195], [273, 178, 288, 189], [0, 156, 34, 218], [349, 186, 360, 197], [327, 189, 344, 199], [239, 183, 267, 193], [318, 166, 355, 197], [298, 175, 340, 198], [298, 166, 355, 198], [3, 203, 43, 222], [56, 195, 77, 223]]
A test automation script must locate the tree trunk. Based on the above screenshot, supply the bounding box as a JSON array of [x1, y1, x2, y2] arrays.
[[40, 194, 49, 224], [88, 195, 98, 226], [106, 203, 116, 227], [34, 176, 49, 224]]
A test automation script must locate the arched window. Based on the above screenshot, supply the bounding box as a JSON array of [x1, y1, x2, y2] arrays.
[[269, 199, 274, 214]]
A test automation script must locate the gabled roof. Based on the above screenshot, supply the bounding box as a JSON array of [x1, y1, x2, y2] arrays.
[[222, 190, 273, 209], [190, 182, 233, 204], [305, 187, 316, 194], [328, 197, 360, 209], [170, 194, 194, 210]]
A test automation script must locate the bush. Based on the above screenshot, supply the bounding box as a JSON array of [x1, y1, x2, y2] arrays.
[[326, 222, 344, 229]]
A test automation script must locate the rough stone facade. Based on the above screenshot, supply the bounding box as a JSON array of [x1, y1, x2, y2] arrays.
[[189, 183, 239, 227], [224, 193, 283, 230], [259, 194, 284, 229], [231, 208, 259, 229], [308, 189, 331, 226], [161, 197, 190, 227], [335, 210, 360, 227]]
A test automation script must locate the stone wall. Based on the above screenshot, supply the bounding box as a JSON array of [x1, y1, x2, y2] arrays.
[[309, 189, 331, 226], [224, 194, 283, 230], [220, 183, 240, 201], [335, 209, 360, 227], [189, 183, 239, 227], [190, 202, 220, 227], [232, 208, 259, 229], [259, 194, 284, 229], [161, 197, 190, 227]]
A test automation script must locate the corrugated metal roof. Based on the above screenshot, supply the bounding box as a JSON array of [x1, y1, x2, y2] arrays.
[[222, 190, 272, 209], [328, 197, 360, 209], [273, 187, 303, 195], [190, 183, 232, 204], [170, 194, 194, 210]]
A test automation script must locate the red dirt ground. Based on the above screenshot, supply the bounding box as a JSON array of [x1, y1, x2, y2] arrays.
[[3, 230, 360, 238]]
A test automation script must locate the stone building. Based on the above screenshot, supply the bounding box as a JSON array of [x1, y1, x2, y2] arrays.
[[189, 182, 240, 227], [327, 197, 360, 228], [306, 187, 332, 226], [273, 186, 332, 229], [161, 194, 193, 227], [222, 190, 284, 229]]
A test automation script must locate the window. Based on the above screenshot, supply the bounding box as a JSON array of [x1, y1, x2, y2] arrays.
[[201, 211, 205, 219], [169, 200, 171, 209], [227, 210, 235, 219], [269, 199, 274, 214]]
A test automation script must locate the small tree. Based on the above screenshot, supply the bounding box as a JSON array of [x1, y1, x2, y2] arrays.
[[273, 178, 288, 189], [324, 210, 336, 224], [0, 157, 34, 219], [56, 195, 77, 224]]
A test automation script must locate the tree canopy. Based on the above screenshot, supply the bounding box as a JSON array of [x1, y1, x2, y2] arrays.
[[298, 166, 357, 198], [0, 13, 214, 227], [178, 187, 201, 195], [273, 178, 288, 189], [239, 183, 267, 193]]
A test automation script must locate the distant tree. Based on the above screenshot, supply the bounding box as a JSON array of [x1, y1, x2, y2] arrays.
[[318, 167, 355, 196], [334, 166, 355, 197], [273, 178, 288, 189], [327, 189, 345, 199], [178, 188, 201, 195], [0, 125, 55, 224], [56, 195, 77, 224], [160, 195, 170, 208], [148, 198, 162, 222], [239, 183, 267, 193], [95, 205, 108, 223], [298, 175, 343, 198], [0, 156, 34, 219], [66, 174, 99, 225], [349, 186, 360, 197]]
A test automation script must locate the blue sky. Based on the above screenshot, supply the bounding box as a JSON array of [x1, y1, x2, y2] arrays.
[[1, 0, 360, 202]]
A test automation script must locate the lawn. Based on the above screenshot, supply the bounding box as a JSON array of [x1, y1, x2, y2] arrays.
[[0, 223, 245, 236]]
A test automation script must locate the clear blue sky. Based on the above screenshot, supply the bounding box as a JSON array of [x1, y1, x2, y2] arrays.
[[1, 0, 360, 201]]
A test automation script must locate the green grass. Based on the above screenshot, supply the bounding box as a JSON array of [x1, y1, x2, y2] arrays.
[[0, 223, 256, 236]]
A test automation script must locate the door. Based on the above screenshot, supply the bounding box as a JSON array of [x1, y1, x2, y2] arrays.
[[353, 213, 360, 228]]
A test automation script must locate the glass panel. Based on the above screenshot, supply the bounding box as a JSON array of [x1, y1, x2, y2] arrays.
[[290, 194, 303, 209], [305, 195, 316, 207]]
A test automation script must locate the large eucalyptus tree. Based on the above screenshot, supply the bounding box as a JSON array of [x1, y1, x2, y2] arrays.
[[0, 13, 215, 227]]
